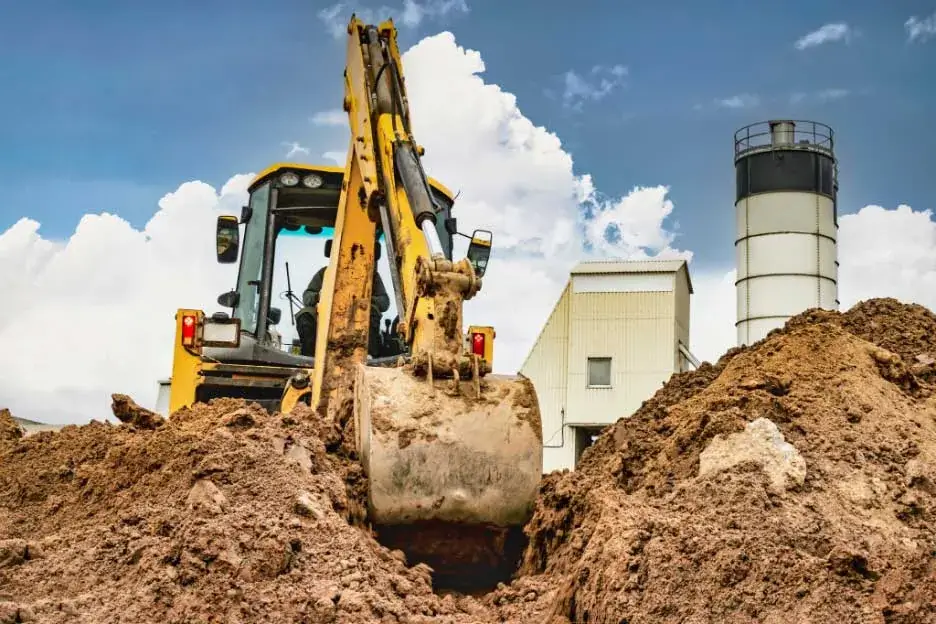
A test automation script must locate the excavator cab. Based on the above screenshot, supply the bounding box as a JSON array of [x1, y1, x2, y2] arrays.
[[167, 163, 493, 414], [215, 164, 460, 357]]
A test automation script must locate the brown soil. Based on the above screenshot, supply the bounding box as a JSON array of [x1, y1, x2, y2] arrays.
[[522, 300, 936, 623], [2, 297, 936, 623], [110, 394, 166, 430], [0, 411, 23, 445]]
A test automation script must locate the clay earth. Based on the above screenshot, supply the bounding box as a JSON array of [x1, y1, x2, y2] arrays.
[[1, 298, 935, 623]]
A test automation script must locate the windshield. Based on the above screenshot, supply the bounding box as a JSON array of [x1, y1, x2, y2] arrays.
[[269, 224, 398, 353], [430, 188, 454, 258], [232, 182, 270, 334]]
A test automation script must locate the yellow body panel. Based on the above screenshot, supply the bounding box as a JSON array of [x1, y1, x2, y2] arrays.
[[168, 309, 203, 414]]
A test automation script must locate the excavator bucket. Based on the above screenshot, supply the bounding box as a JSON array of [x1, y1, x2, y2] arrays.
[[353, 363, 543, 588]]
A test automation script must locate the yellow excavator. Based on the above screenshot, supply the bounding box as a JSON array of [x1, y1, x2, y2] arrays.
[[159, 15, 542, 587]]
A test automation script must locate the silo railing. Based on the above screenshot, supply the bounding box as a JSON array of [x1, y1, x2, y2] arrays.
[[734, 120, 834, 160]]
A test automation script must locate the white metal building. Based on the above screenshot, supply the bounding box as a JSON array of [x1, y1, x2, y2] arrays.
[[520, 259, 694, 473], [11, 415, 62, 436]]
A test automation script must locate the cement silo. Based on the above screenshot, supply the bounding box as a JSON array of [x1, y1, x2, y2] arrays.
[[734, 120, 839, 346]]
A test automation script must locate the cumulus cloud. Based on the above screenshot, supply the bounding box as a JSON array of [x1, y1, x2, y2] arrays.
[[0, 32, 680, 424], [0, 176, 251, 424], [795, 23, 852, 50], [322, 151, 346, 165], [838, 205, 936, 309], [561, 64, 628, 111], [687, 203, 936, 365], [318, 0, 467, 38], [3, 30, 935, 429], [582, 184, 690, 259], [905, 12, 936, 43]]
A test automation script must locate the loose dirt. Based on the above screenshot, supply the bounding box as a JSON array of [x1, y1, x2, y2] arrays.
[[522, 299, 936, 623], [1, 297, 935, 623]]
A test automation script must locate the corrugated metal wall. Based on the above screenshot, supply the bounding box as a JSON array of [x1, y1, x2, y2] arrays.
[[521, 267, 692, 473], [566, 290, 675, 425], [674, 268, 691, 370], [520, 285, 572, 470]]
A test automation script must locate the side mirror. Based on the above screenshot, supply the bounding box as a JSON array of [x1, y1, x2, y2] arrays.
[[324, 239, 333, 258], [217, 290, 240, 308], [268, 307, 282, 325], [444, 217, 458, 235], [466, 229, 492, 278], [240, 205, 252, 224], [216, 215, 240, 263]]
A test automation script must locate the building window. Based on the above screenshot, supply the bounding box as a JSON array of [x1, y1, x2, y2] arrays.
[[587, 357, 612, 387]]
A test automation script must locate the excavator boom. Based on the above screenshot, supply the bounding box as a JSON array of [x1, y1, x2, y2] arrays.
[[301, 15, 543, 587]]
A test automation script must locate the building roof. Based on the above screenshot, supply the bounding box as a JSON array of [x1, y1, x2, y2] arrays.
[[13, 416, 62, 432], [571, 259, 693, 293]]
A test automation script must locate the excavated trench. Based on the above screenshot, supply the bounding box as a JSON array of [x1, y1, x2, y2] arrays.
[[373, 521, 529, 593]]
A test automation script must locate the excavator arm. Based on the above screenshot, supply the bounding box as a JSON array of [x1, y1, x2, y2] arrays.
[[309, 16, 482, 414], [302, 15, 542, 589]]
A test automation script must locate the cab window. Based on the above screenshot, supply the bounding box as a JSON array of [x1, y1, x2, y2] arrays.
[[430, 189, 454, 259], [233, 182, 270, 334]]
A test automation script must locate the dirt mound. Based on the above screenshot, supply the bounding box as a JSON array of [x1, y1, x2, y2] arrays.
[[0, 410, 23, 446], [3, 297, 936, 623], [522, 300, 936, 623], [0, 400, 558, 623]]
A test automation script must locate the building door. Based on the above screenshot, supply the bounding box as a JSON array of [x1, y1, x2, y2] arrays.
[[573, 425, 605, 467]]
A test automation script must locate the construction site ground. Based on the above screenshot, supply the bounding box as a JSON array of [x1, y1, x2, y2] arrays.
[[2, 297, 936, 623]]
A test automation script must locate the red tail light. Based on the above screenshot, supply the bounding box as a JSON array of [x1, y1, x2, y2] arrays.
[[181, 314, 197, 346], [471, 332, 485, 357]]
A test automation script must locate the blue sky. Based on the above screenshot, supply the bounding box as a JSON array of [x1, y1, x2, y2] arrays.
[[2, 0, 935, 271]]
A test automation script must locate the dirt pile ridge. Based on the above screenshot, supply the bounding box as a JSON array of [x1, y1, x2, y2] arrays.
[[522, 300, 936, 623], [0, 399, 557, 623], [1, 297, 935, 623]]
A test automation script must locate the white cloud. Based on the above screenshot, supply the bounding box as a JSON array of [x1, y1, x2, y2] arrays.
[[582, 184, 690, 259], [0, 32, 679, 424], [3, 30, 935, 429], [838, 205, 936, 309], [789, 88, 851, 105], [817, 88, 850, 101], [905, 12, 936, 43], [688, 269, 736, 363], [714, 93, 760, 109], [318, 1, 468, 39], [687, 204, 936, 365], [401, 0, 469, 28], [795, 23, 852, 50], [561, 64, 628, 111], [282, 141, 310, 158], [310, 109, 346, 127], [322, 151, 346, 165], [0, 177, 251, 425]]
